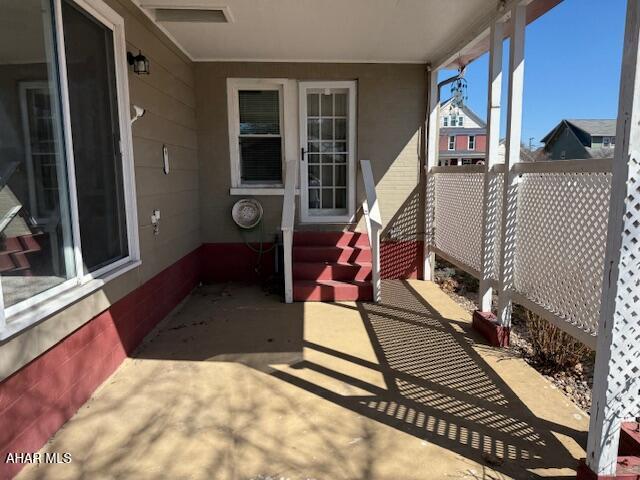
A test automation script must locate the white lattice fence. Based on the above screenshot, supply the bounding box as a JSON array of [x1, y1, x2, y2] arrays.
[[512, 166, 611, 341], [432, 169, 485, 274]]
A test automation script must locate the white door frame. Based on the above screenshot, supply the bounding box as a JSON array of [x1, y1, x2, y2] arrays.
[[298, 81, 356, 223]]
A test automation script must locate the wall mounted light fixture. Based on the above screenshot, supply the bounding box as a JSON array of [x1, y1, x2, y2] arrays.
[[127, 50, 150, 75]]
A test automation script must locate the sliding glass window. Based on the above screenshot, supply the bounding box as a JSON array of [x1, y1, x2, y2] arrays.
[[0, 0, 137, 334]]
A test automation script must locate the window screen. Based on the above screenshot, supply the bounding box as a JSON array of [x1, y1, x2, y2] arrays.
[[238, 90, 282, 183]]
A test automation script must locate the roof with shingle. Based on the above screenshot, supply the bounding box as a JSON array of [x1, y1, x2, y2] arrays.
[[566, 119, 616, 136]]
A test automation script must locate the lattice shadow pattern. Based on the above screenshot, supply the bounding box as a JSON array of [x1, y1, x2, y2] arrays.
[[274, 281, 586, 477]]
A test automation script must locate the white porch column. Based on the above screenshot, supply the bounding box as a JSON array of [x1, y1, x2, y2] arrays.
[[478, 19, 505, 312], [496, 3, 526, 327], [586, 1, 640, 475], [423, 67, 439, 281]]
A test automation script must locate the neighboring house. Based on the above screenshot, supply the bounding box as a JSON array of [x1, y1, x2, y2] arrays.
[[540, 119, 616, 160], [438, 98, 487, 165]]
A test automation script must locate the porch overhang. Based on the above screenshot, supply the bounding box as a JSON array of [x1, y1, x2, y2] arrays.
[[131, 0, 561, 66]]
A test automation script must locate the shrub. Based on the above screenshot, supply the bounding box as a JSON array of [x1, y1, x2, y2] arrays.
[[523, 310, 592, 372]]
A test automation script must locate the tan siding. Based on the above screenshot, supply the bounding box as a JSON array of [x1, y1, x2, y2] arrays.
[[195, 62, 426, 243]]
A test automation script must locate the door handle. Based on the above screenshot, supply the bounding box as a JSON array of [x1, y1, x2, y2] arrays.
[[301, 147, 306, 162]]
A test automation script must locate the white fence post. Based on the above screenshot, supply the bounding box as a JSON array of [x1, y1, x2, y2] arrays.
[[496, 3, 526, 327], [586, 1, 640, 475], [478, 19, 504, 312], [423, 68, 439, 281]]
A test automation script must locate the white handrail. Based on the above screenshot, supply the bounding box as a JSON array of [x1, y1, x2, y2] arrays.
[[360, 160, 382, 303], [281, 159, 298, 303]]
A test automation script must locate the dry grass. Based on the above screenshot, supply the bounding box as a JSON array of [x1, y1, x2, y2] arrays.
[[523, 310, 592, 373]]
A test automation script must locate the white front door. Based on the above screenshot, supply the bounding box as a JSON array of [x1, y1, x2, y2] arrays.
[[299, 81, 356, 223]]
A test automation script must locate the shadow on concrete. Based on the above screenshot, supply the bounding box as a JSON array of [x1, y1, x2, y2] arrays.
[[270, 280, 586, 479]]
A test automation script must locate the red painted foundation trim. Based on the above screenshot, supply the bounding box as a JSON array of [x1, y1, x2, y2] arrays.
[[200, 242, 275, 283], [380, 240, 423, 280], [0, 247, 201, 480], [472, 310, 510, 347], [577, 458, 640, 480]]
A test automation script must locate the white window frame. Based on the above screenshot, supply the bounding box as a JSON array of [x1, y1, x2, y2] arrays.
[[603, 136, 611, 147], [462, 158, 473, 165], [468, 135, 476, 150], [448, 135, 456, 150], [450, 115, 457, 127], [227, 78, 297, 193], [0, 0, 140, 340], [459, 116, 464, 126], [443, 116, 448, 127]]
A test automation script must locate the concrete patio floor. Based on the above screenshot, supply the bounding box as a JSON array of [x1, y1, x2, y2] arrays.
[[18, 280, 589, 480]]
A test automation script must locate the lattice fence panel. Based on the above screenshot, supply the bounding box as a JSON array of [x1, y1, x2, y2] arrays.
[[433, 173, 485, 273], [513, 171, 611, 336], [606, 153, 640, 421]]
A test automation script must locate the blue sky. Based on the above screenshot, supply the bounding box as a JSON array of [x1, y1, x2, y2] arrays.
[[439, 0, 626, 147]]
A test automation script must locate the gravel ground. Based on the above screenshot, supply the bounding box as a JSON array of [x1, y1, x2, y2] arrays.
[[434, 268, 594, 414]]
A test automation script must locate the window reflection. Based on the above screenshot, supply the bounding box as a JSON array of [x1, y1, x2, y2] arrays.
[[0, 0, 75, 307]]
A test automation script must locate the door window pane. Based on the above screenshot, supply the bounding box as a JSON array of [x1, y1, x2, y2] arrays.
[[321, 94, 333, 116], [334, 94, 347, 116], [321, 188, 333, 208], [0, 0, 75, 307], [307, 93, 319, 116], [62, 0, 128, 273]]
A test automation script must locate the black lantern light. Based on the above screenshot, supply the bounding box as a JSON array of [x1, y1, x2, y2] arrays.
[[127, 50, 150, 75]]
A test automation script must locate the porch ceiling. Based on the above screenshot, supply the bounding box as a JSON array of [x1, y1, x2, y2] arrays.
[[133, 0, 558, 65]]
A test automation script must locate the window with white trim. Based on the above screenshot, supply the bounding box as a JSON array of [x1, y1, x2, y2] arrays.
[[462, 158, 473, 165], [442, 116, 448, 127], [603, 136, 612, 147], [450, 115, 457, 127], [0, 0, 138, 336], [458, 116, 464, 126], [468, 135, 475, 150], [227, 79, 288, 187], [448, 135, 456, 150]]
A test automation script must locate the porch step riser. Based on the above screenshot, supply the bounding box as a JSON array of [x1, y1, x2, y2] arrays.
[[293, 247, 372, 263], [293, 263, 372, 281], [293, 282, 373, 302], [293, 231, 370, 247], [292, 231, 373, 302]]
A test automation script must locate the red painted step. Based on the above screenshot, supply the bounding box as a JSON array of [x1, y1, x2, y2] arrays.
[[293, 246, 372, 263], [19, 235, 41, 253], [294, 231, 370, 247], [11, 252, 31, 271], [293, 262, 372, 281], [3, 237, 23, 254], [0, 254, 16, 272], [293, 280, 373, 302]]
